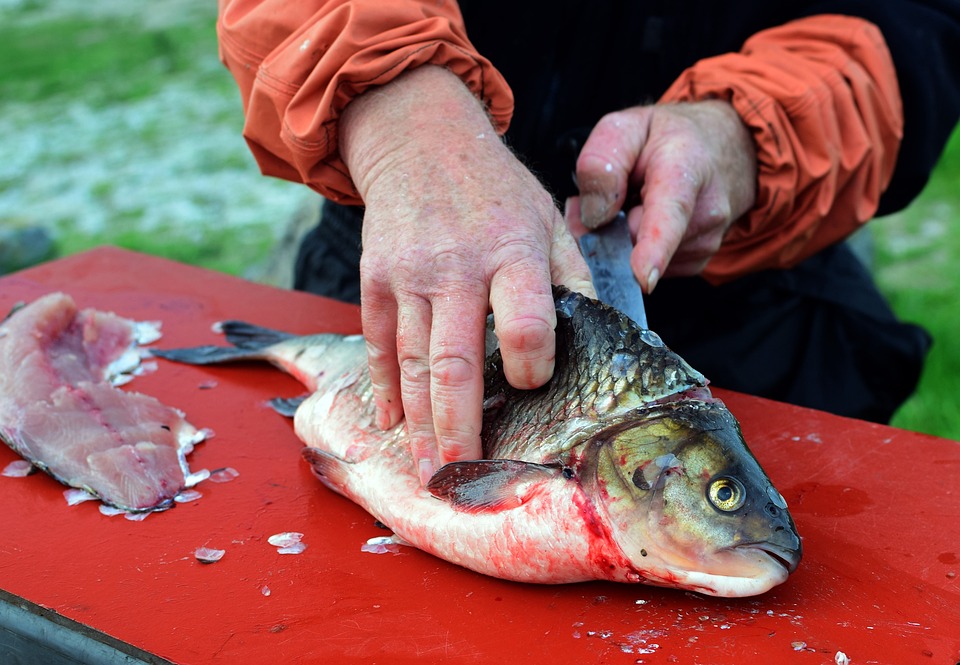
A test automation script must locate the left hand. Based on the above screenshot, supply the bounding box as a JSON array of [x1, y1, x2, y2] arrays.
[[566, 100, 758, 291]]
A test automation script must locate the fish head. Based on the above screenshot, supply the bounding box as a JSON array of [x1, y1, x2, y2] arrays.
[[582, 399, 801, 597]]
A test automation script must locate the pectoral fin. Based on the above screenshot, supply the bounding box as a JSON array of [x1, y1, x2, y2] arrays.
[[302, 446, 351, 497], [426, 460, 564, 513], [269, 396, 307, 417]]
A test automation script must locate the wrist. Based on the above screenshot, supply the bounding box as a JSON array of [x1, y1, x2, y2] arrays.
[[340, 65, 498, 199]]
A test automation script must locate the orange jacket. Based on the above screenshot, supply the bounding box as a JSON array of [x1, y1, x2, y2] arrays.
[[217, 2, 902, 282]]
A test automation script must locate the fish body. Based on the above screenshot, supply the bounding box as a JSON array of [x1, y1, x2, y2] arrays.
[[154, 287, 800, 596], [0, 293, 208, 512]]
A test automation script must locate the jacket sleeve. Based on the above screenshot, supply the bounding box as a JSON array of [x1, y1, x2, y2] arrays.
[[217, 0, 514, 204], [659, 15, 903, 282]]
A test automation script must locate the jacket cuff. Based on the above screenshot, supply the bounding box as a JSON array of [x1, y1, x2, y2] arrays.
[[219, 0, 514, 204], [659, 15, 902, 282]]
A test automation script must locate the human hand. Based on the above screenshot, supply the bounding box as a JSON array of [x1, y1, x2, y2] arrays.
[[340, 66, 594, 485], [566, 100, 757, 290]]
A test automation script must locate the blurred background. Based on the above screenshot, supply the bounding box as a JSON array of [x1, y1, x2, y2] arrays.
[[2, 1, 958, 439]]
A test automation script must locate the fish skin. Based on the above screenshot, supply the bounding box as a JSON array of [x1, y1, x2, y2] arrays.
[[154, 287, 801, 596], [0, 293, 207, 512]]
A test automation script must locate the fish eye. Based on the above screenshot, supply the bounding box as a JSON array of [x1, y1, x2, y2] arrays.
[[708, 477, 746, 512]]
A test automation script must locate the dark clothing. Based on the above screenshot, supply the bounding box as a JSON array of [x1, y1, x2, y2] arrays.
[[458, 0, 960, 211], [294, 199, 363, 304], [294, 0, 959, 423]]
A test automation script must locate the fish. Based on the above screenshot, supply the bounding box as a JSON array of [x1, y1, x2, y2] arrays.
[[0, 292, 210, 512], [152, 286, 801, 596]]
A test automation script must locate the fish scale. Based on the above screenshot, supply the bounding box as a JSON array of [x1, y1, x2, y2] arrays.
[[480, 288, 706, 460]]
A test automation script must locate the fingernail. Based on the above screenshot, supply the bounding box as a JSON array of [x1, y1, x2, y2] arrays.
[[646, 266, 661, 293], [418, 458, 436, 486], [579, 194, 607, 229]]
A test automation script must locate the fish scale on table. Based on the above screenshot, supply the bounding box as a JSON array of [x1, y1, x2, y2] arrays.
[[152, 286, 801, 597]]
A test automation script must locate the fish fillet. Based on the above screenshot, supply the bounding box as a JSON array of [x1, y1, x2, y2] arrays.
[[0, 292, 208, 512]]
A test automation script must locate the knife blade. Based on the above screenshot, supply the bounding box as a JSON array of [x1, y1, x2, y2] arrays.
[[576, 211, 648, 329]]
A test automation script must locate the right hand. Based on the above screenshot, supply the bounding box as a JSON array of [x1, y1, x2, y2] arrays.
[[340, 66, 594, 485]]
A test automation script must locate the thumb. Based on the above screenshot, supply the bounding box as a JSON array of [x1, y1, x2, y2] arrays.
[[574, 109, 651, 229]]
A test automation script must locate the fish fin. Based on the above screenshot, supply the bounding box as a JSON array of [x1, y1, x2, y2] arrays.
[[2, 301, 26, 324], [150, 346, 266, 365], [301, 446, 351, 495], [218, 321, 295, 350], [269, 395, 306, 417], [427, 460, 562, 513]]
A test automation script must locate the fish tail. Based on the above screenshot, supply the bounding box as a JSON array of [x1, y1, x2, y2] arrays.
[[149, 345, 269, 365], [218, 321, 296, 350], [150, 321, 298, 365]]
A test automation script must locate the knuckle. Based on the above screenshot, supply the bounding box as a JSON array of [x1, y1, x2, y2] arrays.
[[399, 356, 430, 386], [496, 316, 554, 357], [364, 338, 395, 366], [430, 353, 477, 389], [435, 436, 478, 462], [486, 235, 551, 280]]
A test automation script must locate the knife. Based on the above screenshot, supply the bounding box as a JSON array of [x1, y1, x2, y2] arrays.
[[576, 211, 648, 329]]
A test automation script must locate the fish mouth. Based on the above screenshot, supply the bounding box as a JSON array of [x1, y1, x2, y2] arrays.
[[739, 542, 802, 574]]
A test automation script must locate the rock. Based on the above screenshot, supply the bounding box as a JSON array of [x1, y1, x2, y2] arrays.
[[0, 227, 56, 274]]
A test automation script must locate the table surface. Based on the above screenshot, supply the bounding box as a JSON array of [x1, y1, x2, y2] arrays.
[[1, 247, 958, 664]]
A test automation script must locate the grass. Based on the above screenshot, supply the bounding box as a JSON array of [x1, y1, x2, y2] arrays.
[[872, 126, 960, 440], [0, 18, 217, 104], [0, 1, 305, 278], [1, 1, 958, 440]]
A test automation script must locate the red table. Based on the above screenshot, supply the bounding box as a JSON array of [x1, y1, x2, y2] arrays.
[[1, 247, 958, 664]]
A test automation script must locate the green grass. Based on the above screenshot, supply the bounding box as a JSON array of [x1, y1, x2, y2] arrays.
[[54, 224, 278, 278], [0, 17, 224, 105], [873, 125, 960, 440], [0, 2, 296, 279]]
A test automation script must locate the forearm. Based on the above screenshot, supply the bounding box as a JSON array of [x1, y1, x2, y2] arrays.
[[216, 0, 513, 203]]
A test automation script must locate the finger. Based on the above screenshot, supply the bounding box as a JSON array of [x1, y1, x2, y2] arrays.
[[429, 287, 486, 466], [359, 282, 404, 432], [488, 245, 557, 390], [553, 204, 597, 299], [575, 109, 650, 229], [394, 296, 439, 485], [563, 196, 590, 240], [663, 227, 725, 277], [629, 157, 703, 292]]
